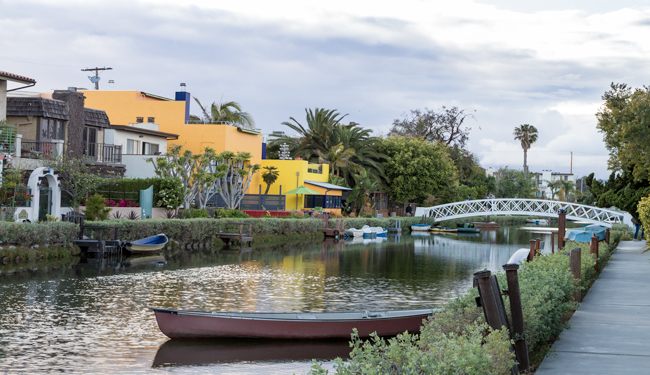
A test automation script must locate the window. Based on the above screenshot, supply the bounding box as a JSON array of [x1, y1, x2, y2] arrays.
[[147, 117, 155, 123], [38, 118, 65, 140], [136, 117, 144, 123], [304, 195, 342, 209], [126, 139, 140, 154], [82, 127, 97, 157], [142, 142, 160, 155]]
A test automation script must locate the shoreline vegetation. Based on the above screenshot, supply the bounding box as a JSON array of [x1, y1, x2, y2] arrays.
[[311, 224, 630, 374]]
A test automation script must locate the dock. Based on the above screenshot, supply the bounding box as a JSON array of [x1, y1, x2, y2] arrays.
[[537, 240, 650, 374]]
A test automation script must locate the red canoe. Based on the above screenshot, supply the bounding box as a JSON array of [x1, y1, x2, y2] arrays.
[[153, 307, 434, 340]]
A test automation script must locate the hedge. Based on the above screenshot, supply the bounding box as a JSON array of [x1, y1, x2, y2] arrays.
[[83, 217, 431, 243], [0, 222, 78, 246], [94, 177, 165, 203], [312, 225, 628, 373]]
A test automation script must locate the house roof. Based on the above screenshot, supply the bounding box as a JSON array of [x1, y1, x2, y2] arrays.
[[141, 91, 173, 101], [6, 97, 69, 120], [305, 180, 352, 191], [84, 108, 110, 128], [110, 124, 179, 140], [0, 71, 36, 84]]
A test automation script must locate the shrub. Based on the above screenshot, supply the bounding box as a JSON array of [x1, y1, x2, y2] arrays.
[[84, 194, 110, 221], [637, 194, 650, 243], [157, 178, 184, 210], [94, 177, 165, 205], [0, 222, 77, 246], [181, 208, 209, 219], [212, 208, 249, 218]]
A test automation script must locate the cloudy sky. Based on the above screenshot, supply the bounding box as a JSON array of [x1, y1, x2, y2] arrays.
[[2, 0, 649, 178]]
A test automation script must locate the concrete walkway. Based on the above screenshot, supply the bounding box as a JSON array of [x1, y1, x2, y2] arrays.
[[537, 240, 650, 374]]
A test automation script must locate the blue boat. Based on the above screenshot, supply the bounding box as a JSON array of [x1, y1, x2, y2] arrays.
[[125, 233, 169, 254], [565, 224, 607, 243]]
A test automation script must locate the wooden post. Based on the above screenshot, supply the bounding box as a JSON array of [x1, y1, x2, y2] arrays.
[[591, 234, 599, 272], [528, 239, 536, 261], [535, 238, 541, 256], [474, 270, 516, 375], [605, 228, 611, 244], [551, 232, 555, 254], [503, 264, 530, 372], [570, 248, 582, 301], [558, 209, 566, 250]]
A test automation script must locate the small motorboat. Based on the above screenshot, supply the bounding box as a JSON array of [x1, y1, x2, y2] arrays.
[[152, 307, 434, 340], [363, 226, 388, 238], [410, 224, 432, 232], [526, 218, 549, 226], [124, 233, 169, 254], [429, 227, 458, 233], [566, 224, 607, 243]]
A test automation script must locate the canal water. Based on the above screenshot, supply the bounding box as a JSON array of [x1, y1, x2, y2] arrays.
[[0, 226, 543, 374]]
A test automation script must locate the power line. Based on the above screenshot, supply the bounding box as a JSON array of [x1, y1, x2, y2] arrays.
[[81, 66, 113, 90]]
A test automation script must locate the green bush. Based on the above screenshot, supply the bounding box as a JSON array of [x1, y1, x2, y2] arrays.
[[84, 194, 110, 221], [157, 178, 184, 210], [95, 178, 165, 205], [212, 208, 250, 218], [0, 222, 78, 246], [181, 208, 210, 219], [638, 194, 650, 243]]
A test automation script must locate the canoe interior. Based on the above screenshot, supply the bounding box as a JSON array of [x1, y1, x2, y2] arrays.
[[153, 307, 435, 322]]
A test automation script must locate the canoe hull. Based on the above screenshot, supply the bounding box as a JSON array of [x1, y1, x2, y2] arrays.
[[153, 308, 432, 340], [125, 234, 168, 254], [410, 225, 431, 232]]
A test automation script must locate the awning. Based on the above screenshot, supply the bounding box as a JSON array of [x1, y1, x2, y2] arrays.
[[304, 180, 352, 191]]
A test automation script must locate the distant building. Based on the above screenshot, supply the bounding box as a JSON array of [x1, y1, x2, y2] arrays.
[[531, 170, 575, 199]]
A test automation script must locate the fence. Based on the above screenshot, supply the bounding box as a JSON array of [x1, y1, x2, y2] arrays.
[[20, 140, 58, 159], [83, 143, 123, 164]]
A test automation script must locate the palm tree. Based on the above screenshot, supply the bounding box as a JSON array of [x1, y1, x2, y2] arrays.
[[193, 98, 255, 129], [547, 180, 563, 200], [559, 179, 575, 202], [272, 108, 386, 187], [261, 166, 280, 194], [513, 124, 538, 174]]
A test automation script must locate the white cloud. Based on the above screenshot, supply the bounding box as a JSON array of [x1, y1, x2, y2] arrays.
[[2, 0, 649, 179]]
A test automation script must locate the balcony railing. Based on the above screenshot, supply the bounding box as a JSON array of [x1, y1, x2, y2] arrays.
[[83, 143, 122, 164], [21, 140, 59, 160]]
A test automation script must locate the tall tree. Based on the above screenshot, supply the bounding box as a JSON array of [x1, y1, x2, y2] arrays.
[[193, 98, 255, 129], [493, 168, 535, 198], [546, 180, 563, 200], [558, 179, 575, 202], [377, 136, 459, 205], [212, 151, 260, 209], [513, 124, 538, 174], [389, 106, 472, 148], [271, 108, 386, 187]]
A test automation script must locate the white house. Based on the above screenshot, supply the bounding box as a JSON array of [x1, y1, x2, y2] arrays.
[[532, 170, 575, 199], [103, 123, 178, 178]]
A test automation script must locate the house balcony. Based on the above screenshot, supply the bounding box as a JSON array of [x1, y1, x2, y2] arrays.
[[9, 134, 64, 170], [83, 143, 123, 164]]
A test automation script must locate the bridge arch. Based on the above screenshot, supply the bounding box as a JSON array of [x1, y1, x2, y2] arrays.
[[414, 198, 634, 229]]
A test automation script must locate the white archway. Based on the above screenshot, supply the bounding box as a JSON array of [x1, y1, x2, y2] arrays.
[[25, 167, 61, 221]]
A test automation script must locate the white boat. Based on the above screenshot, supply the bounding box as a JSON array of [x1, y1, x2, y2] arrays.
[[345, 225, 375, 238], [364, 226, 388, 238], [526, 219, 549, 226], [345, 228, 365, 238], [411, 224, 432, 232]]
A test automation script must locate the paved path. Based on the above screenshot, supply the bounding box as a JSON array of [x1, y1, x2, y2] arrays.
[[537, 240, 650, 374]]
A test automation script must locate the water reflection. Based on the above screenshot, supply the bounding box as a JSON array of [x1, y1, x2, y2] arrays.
[[153, 339, 350, 367], [0, 226, 539, 374]]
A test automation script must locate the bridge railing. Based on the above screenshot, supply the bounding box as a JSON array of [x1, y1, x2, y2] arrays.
[[414, 198, 634, 229]]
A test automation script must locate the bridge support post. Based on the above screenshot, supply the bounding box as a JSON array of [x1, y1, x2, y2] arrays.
[[558, 209, 566, 250]]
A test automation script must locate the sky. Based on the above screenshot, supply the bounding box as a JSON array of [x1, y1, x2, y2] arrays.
[[1, 0, 649, 178]]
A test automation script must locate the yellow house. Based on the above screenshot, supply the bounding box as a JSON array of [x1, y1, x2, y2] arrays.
[[248, 160, 351, 214], [82, 90, 263, 162]]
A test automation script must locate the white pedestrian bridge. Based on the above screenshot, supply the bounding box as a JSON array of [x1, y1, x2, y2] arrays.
[[414, 198, 634, 229]]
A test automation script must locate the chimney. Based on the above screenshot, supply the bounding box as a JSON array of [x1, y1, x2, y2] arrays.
[[53, 89, 85, 157], [174, 82, 191, 124]]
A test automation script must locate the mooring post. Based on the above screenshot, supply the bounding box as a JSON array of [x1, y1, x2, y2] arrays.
[[605, 228, 611, 244], [535, 238, 541, 256], [558, 209, 566, 250], [591, 234, 599, 272], [503, 264, 530, 372], [570, 248, 582, 301], [528, 239, 536, 261], [474, 270, 509, 330]]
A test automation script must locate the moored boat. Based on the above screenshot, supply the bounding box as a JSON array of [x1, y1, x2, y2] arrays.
[[124, 234, 169, 254], [410, 224, 431, 232], [429, 227, 458, 233], [455, 223, 480, 233], [565, 224, 607, 243], [526, 218, 549, 225], [152, 307, 434, 340]]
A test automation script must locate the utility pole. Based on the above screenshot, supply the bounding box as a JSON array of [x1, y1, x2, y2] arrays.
[[81, 66, 112, 90]]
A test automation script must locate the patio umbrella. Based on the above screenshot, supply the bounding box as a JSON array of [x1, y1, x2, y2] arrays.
[[285, 185, 319, 210]]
